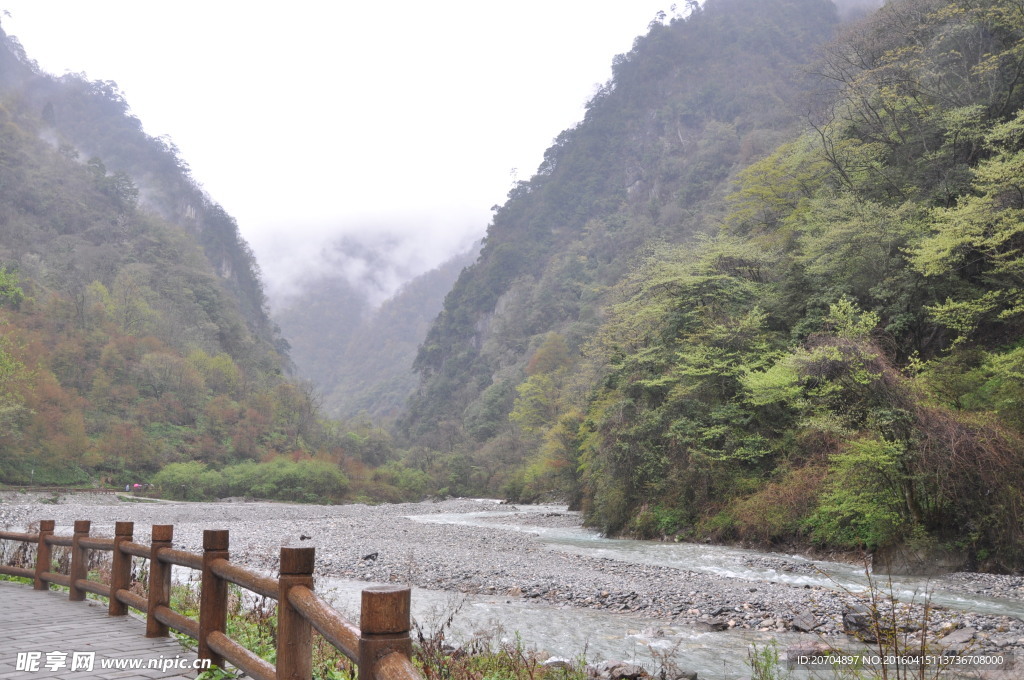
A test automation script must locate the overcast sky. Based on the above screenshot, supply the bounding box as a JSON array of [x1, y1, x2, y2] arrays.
[[0, 1, 675, 301]]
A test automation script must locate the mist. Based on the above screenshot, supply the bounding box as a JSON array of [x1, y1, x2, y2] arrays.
[[253, 215, 482, 311], [254, 0, 892, 318], [833, 0, 885, 20]]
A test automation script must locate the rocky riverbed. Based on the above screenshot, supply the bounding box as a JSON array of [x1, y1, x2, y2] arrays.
[[2, 492, 1023, 677]]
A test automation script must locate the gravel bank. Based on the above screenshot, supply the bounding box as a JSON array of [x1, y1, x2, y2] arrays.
[[3, 492, 1023, 666]]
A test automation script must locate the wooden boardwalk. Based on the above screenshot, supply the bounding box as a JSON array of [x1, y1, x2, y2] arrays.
[[0, 581, 201, 679]]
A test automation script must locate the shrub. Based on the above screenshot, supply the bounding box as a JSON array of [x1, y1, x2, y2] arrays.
[[805, 438, 904, 550], [154, 458, 348, 503], [731, 464, 827, 543]]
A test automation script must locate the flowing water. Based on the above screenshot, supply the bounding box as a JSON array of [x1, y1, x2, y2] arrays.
[[321, 576, 807, 680], [157, 502, 1021, 678], [371, 503, 1024, 679]]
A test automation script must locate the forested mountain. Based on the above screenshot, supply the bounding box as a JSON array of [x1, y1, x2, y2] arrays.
[[0, 24, 342, 491], [275, 245, 477, 421], [402, 0, 842, 489], [0, 33, 276, 352], [401, 0, 1024, 570]]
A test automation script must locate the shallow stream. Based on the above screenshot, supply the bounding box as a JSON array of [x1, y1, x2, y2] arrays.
[[408, 504, 1024, 619], [321, 577, 805, 680], [357, 503, 1024, 679]]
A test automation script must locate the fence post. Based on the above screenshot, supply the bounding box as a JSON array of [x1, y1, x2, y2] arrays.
[[146, 524, 173, 637], [109, 521, 134, 616], [69, 520, 90, 601], [358, 585, 413, 680], [33, 520, 55, 591], [199, 529, 229, 670], [278, 547, 314, 680]]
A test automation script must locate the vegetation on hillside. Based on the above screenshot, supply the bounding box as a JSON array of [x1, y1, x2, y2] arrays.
[[541, 0, 1024, 569], [397, 0, 1024, 569], [0, 32, 275, 348], [0, 25, 408, 500], [400, 0, 842, 494]]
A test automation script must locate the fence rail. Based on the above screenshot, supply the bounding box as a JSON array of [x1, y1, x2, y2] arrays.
[[2, 487, 119, 494], [0, 519, 421, 680]]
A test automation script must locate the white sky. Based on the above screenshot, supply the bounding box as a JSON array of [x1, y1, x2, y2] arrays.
[[0, 2, 676, 300]]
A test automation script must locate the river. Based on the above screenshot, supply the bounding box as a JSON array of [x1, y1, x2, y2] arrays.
[[314, 504, 1024, 679], [7, 493, 1019, 678]]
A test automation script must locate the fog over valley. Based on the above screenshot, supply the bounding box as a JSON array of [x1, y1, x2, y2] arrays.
[[257, 217, 481, 311]]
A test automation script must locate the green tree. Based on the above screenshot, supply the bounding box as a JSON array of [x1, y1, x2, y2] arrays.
[[913, 110, 1024, 341], [0, 267, 24, 307]]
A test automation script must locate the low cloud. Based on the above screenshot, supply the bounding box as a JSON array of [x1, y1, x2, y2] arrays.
[[252, 214, 482, 311], [833, 0, 884, 20]]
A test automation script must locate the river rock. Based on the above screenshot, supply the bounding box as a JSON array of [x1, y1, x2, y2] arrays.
[[785, 641, 831, 663], [693, 618, 730, 632], [940, 627, 976, 650], [4, 493, 1024, 675], [790, 609, 820, 632], [587, 660, 650, 680], [842, 604, 875, 639], [543, 657, 574, 670], [666, 672, 697, 680], [616, 664, 649, 680], [874, 543, 966, 576]]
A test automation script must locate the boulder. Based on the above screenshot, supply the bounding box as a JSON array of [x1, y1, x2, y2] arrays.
[[613, 664, 650, 680], [666, 672, 698, 680], [842, 604, 877, 641], [874, 543, 966, 576], [587, 660, 651, 680], [543, 657, 574, 671], [790, 609, 820, 632], [693, 618, 730, 632], [785, 641, 832, 666], [940, 627, 976, 651]]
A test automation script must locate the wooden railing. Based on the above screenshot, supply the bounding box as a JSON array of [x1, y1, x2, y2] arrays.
[[0, 520, 421, 680], [1, 486, 119, 494]]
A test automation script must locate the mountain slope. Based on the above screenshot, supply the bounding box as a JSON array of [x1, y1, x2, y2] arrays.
[[274, 245, 478, 422], [398, 0, 1024, 569], [569, 0, 1024, 570], [0, 28, 278, 357], [401, 0, 842, 473], [0, 26, 336, 486], [321, 247, 478, 420]]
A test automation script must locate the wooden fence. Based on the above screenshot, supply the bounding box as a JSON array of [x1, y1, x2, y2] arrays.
[[2, 487, 119, 494], [0, 520, 421, 680]]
